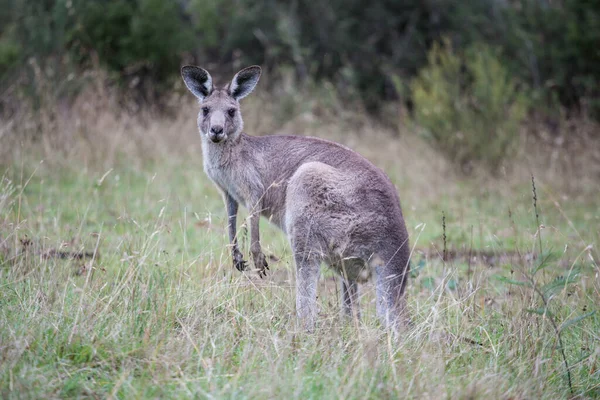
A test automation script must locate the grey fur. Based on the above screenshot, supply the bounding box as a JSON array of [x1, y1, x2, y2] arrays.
[[181, 65, 411, 331]]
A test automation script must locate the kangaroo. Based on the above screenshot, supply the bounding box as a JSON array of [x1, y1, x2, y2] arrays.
[[181, 65, 411, 331]]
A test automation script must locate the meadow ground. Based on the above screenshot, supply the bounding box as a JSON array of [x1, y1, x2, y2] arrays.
[[1, 92, 599, 398]]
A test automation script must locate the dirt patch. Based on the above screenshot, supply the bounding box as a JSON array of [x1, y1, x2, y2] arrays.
[[416, 248, 536, 267]]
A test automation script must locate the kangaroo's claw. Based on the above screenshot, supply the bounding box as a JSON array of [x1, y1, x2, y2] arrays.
[[233, 248, 247, 271], [254, 251, 269, 278]]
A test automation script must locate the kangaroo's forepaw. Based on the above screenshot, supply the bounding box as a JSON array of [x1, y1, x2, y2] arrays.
[[253, 251, 269, 278], [232, 249, 247, 271]]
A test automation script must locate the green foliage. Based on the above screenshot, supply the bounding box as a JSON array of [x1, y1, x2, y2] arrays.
[[276, 0, 457, 109], [0, 0, 599, 119], [506, 0, 600, 117], [411, 42, 527, 172], [68, 1, 136, 69], [0, 37, 19, 75], [69, 0, 195, 83], [441, 0, 600, 118]]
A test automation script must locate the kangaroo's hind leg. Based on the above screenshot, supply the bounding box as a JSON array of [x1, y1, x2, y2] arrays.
[[288, 223, 322, 331], [286, 161, 340, 331], [293, 247, 321, 332], [373, 251, 411, 332]]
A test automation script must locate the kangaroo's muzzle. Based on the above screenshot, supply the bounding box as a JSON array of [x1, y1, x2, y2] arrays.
[[209, 125, 225, 143]]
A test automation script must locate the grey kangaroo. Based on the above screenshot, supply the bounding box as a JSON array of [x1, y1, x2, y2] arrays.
[[181, 65, 411, 331]]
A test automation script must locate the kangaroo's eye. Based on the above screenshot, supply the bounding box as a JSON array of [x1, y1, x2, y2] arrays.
[[228, 108, 236, 118], [202, 107, 210, 116]]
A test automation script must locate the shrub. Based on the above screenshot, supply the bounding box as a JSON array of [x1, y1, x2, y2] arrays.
[[0, 38, 19, 77], [411, 42, 528, 173]]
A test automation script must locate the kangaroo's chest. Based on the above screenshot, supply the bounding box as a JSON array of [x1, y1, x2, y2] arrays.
[[204, 163, 248, 204], [202, 144, 289, 229]]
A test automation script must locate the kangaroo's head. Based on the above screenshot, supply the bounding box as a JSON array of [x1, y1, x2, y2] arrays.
[[181, 65, 261, 144]]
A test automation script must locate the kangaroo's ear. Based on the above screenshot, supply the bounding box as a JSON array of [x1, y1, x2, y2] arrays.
[[181, 66, 213, 100], [229, 66, 261, 100]]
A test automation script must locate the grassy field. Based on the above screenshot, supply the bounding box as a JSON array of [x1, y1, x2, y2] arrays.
[[1, 95, 599, 398]]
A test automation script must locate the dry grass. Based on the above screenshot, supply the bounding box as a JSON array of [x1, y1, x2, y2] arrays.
[[0, 76, 599, 398]]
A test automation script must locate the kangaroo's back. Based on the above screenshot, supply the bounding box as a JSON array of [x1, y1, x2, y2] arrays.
[[241, 133, 405, 231]]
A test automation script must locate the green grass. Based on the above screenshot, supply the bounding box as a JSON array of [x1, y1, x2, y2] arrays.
[[1, 146, 599, 399]]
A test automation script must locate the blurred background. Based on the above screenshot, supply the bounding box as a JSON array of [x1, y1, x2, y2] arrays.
[[0, 0, 599, 181]]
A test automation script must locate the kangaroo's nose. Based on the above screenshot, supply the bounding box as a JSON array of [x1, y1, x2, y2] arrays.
[[211, 125, 223, 135]]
